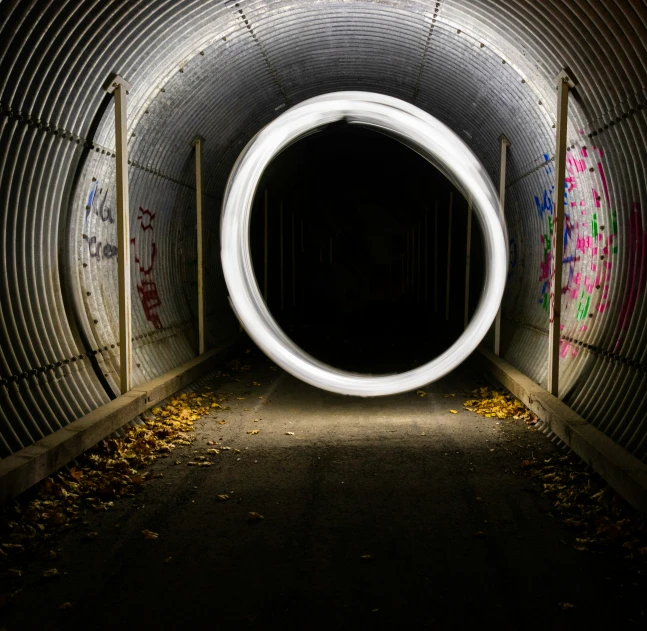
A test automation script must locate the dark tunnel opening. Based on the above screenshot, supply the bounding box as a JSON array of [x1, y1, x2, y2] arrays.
[[249, 124, 486, 374]]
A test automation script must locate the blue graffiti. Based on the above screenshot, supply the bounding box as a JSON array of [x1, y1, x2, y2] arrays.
[[534, 187, 554, 219], [85, 180, 114, 224]]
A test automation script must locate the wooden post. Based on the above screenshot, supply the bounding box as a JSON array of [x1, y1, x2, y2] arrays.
[[408, 231, 412, 294], [280, 203, 284, 312], [434, 201, 438, 313], [548, 70, 576, 397], [494, 135, 511, 355], [193, 135, 205, 354], [424, 213, 428, 308], [291, 212, 296, 307], [417, 219, 422, 302], [264, 190, 268, 303], [464, 194, 472, 329], [445, 192, 453, 321], [105, 75, 132, 394]]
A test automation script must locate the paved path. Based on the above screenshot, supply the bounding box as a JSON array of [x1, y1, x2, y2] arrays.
[[1, 352, 643, 629]]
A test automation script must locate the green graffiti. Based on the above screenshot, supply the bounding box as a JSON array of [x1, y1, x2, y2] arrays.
[[592, 213, 598, 240], [576, 292, 590, 321]]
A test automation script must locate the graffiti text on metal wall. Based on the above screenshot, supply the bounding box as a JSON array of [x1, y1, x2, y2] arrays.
[[131, 207, 163, 330]]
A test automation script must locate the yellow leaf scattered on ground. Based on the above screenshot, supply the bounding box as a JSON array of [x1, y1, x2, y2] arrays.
[[443, 394, 455, 398], [142, 529, 159, 540], [217, 494, 230, 501], [218, 420, 226, 425], [237, 397, 245, 401], [449, 409, 458, 414], [43, 568, 59, 578], [416, 390, 426, 397], [464, 386, 534, 422], [247, 430, 260, 435], [248, 512, 264, 522]]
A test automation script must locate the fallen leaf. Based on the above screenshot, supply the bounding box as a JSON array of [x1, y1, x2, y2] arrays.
[[142, 529, 159, 540], [443, 394, 456, 398], [237, 397, 245, 401], [247, 430, 260, 435], [207, 448, 220, 454], [449, 410, 458, 414], [7, 569, 22, 578], [416, 390, 427, 397], [285, 432, 295, 436], [217, 494, 230, 501], [248, 512, 264, 522], [360, 554, 373, 560], [218, 420, 226, 425], [420, 432, 426, 436], [43, 568, 59, 578]]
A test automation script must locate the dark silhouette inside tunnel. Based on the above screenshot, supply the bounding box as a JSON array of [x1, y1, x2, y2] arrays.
[[249, 123, 486, 375]]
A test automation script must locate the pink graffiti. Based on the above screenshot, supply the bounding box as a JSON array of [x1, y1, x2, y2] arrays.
[[615, 204, 646, 349], [597, 161, 610, 206]]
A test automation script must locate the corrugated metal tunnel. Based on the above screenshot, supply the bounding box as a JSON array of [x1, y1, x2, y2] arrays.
[[1, 0, 646, 463]]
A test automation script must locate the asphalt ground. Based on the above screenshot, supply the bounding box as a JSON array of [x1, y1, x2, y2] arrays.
[[1, 346, 645, 630]]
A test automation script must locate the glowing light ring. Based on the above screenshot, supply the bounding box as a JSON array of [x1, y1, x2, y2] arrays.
[[221, 92, 507, 396]]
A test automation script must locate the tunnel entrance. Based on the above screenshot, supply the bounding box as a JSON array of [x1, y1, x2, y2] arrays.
[[249, 123, 486, 375]]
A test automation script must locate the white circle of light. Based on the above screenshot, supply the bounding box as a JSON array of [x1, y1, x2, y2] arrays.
[[221, 92, 507, 397]]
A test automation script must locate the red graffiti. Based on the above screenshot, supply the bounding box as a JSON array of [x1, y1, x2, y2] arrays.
[[131, 206, 162, 330], [616, 204, 646, 349]]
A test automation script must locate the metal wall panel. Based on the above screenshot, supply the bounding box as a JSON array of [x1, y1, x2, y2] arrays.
[[1, 0, 646, 462]]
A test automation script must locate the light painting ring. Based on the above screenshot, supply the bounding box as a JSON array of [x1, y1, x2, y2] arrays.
[[221, 92, 507, 397]]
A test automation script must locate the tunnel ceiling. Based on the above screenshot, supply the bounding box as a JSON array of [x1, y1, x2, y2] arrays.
[[1, 1, 647, 460]]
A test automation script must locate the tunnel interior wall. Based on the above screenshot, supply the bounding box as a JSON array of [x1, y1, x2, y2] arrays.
[[1, 0, 646, 461]]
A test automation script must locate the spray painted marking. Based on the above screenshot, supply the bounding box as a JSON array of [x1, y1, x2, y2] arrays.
[[85, 179, 117, 260], [528, 146, 620, 359], [615, 203, 646, 350], [131, 207, 162, 330]]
